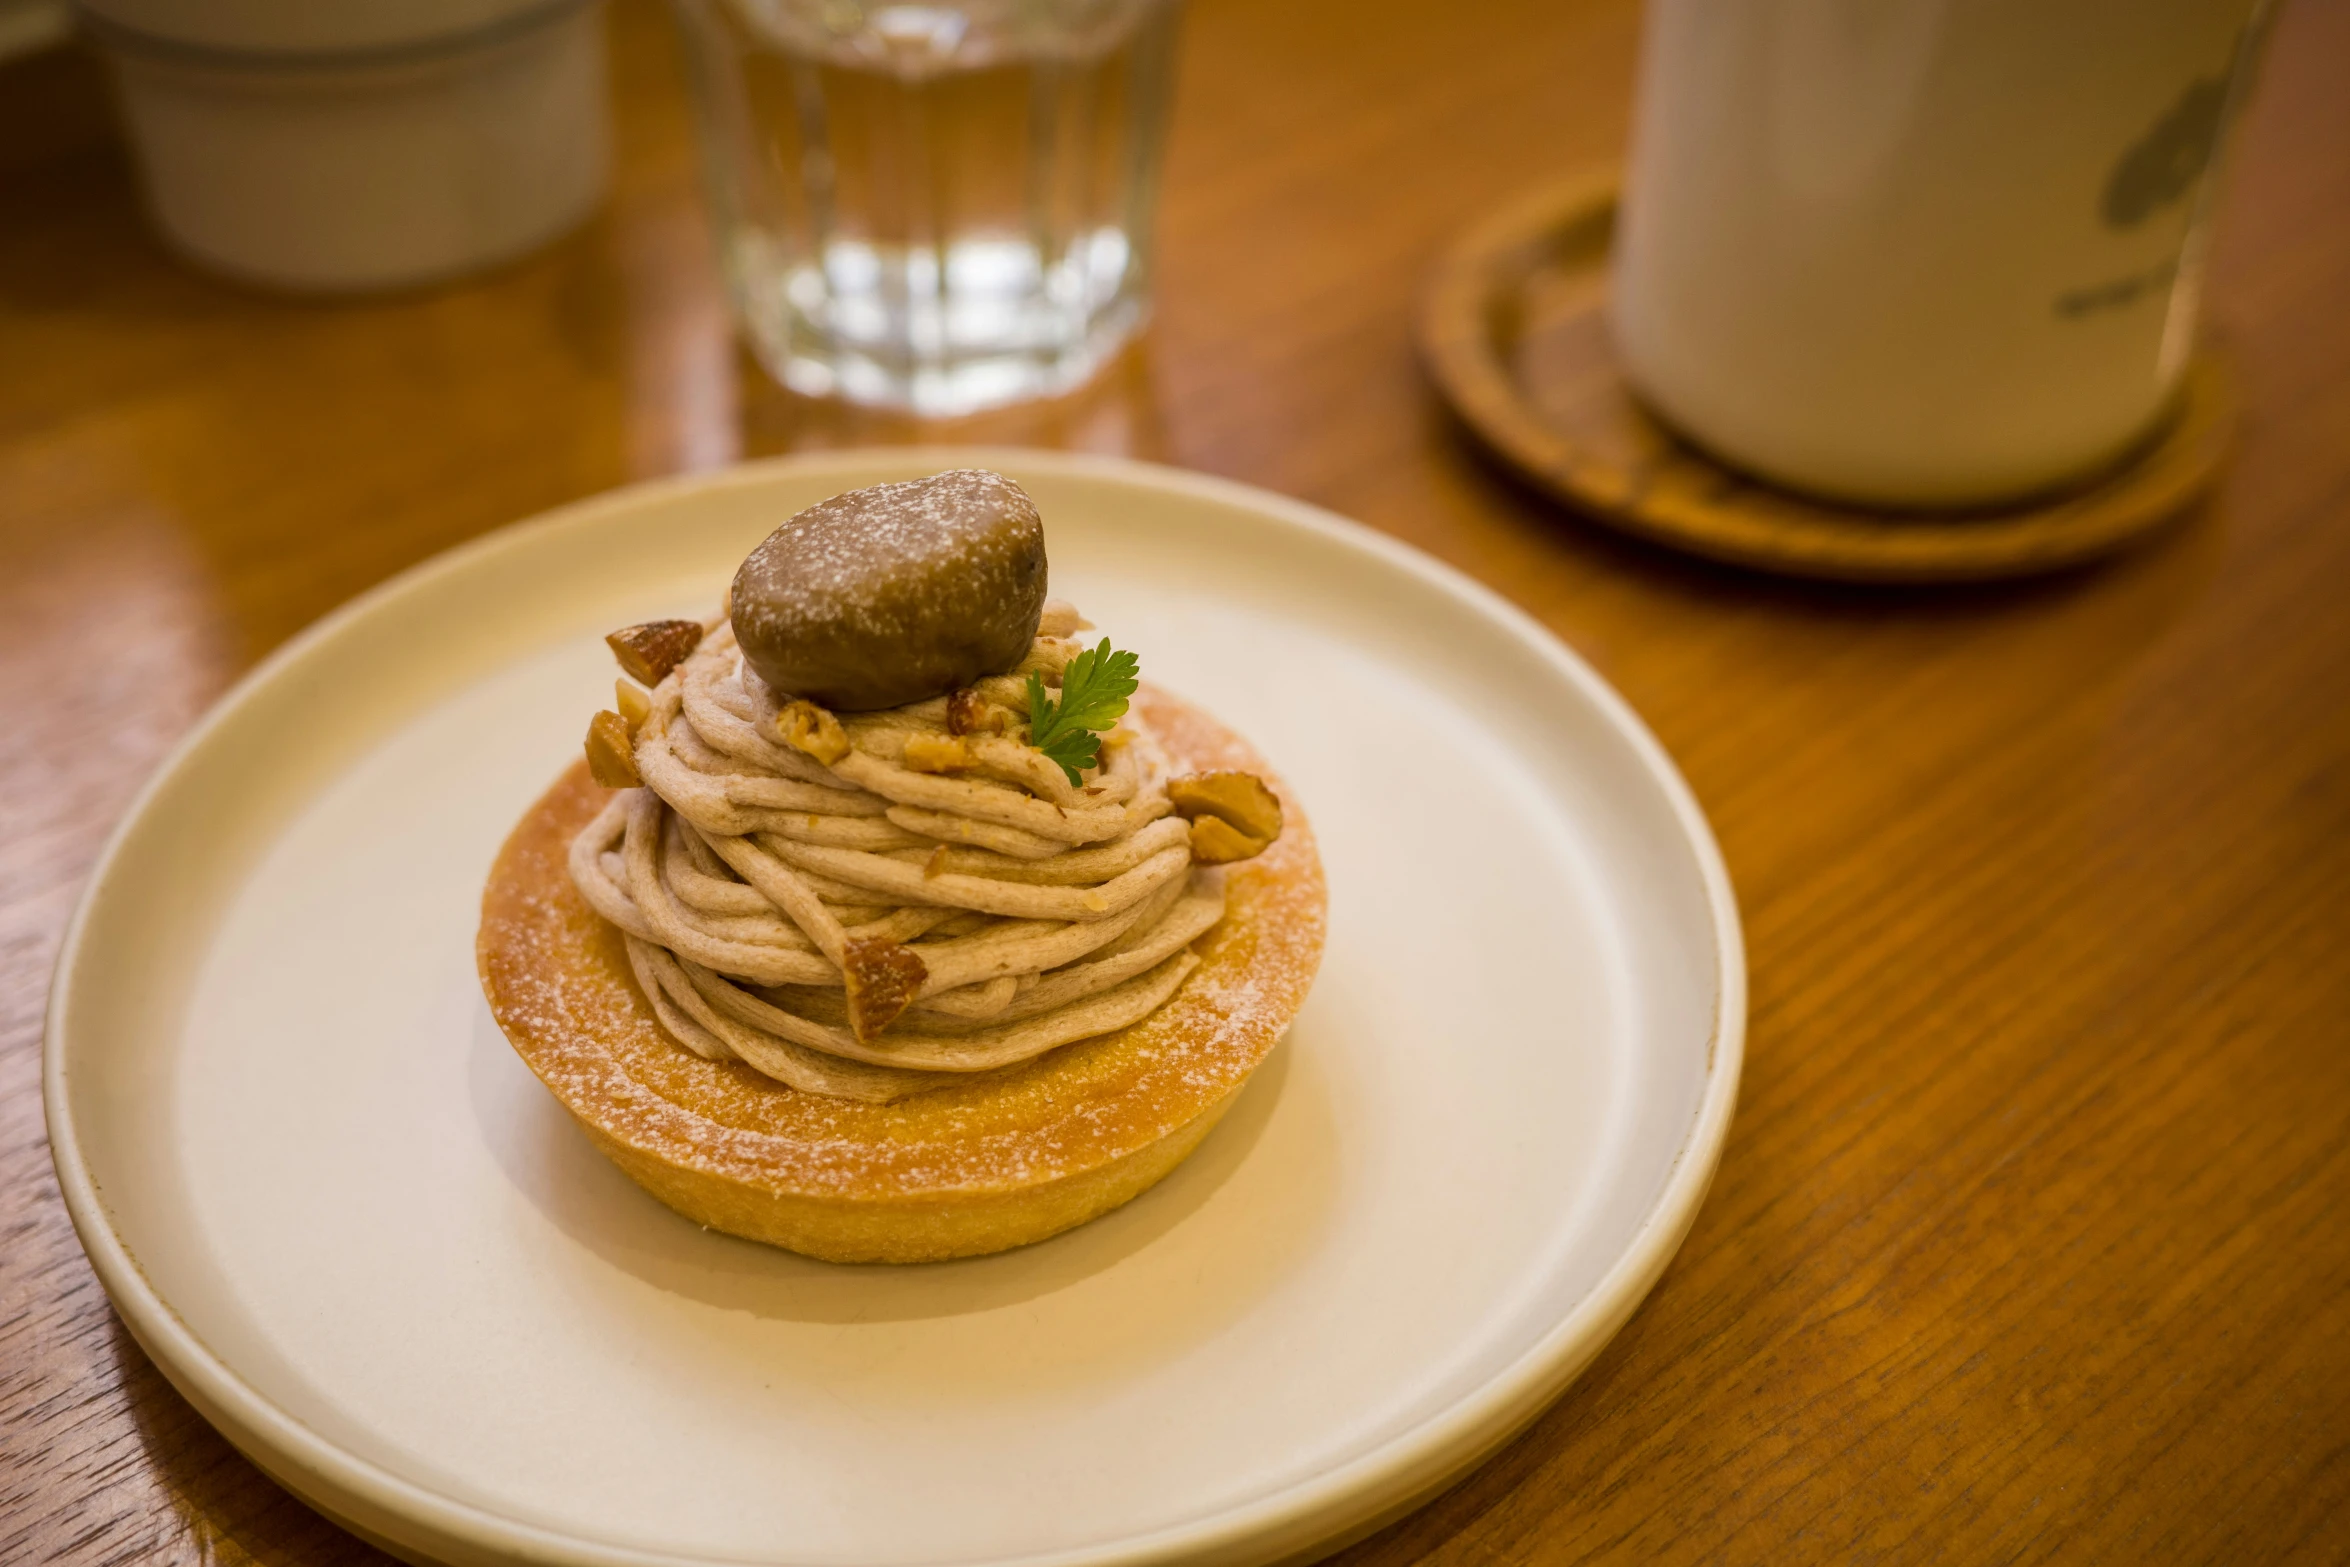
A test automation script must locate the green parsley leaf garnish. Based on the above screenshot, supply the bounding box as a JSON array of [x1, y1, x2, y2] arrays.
[[1026, 637, 1140, 786]]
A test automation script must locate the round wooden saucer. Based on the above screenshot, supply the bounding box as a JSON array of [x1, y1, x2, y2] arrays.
[[1417, 171, 2237, 583]]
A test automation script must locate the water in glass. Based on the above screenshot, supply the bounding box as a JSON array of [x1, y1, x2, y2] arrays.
[[673, 0, 1179, 415]]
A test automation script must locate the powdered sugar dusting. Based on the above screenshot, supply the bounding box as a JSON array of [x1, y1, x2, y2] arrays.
[[477, 685, 1326, 1202]]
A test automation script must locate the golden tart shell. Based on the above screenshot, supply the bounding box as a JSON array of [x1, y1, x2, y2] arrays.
[[476, 688, 1326, 1264]]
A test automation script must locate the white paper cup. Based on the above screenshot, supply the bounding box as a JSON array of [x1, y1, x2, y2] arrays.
[[1611, 0, 2266, 509], [81, 0, 609, 293]]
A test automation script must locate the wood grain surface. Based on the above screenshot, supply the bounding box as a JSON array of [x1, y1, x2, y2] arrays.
[[4, 0, 2348, 1562]]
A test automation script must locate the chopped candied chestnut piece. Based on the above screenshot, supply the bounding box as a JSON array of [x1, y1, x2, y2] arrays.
[[775, 699, 850, 765], [842, 936, 927, 1041], [946, 686, 1015, 736], [584, 710, 642, 788], [605, 619, 704, 686], [1171, 771, 1282, 865], [613, 678, 651, 730], [902, 733, 972, 773], [1187, 816, 1269, 864], [1167, 771, 1283, 842]]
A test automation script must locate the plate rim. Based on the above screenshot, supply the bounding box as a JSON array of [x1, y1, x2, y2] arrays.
[[44, 447, 1746, 1567]]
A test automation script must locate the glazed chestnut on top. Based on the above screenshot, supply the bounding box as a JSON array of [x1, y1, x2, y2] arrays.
[[729, 470, 1048, 712]]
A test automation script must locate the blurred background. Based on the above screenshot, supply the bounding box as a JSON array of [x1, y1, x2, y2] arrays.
[[6, 0, 2350, 1561]]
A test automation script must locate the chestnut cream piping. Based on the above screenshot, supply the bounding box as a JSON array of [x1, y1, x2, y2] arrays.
[[568, 604, 1226, 1104]]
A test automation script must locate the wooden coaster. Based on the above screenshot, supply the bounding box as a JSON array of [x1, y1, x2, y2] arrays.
[[1417, 172, 2237, 583]]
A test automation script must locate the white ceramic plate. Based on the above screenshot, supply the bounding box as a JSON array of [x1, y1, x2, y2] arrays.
[[46, 450, 1743, 1567]]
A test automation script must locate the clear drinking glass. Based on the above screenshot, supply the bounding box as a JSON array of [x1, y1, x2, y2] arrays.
[[670, 0, 1180, 416]]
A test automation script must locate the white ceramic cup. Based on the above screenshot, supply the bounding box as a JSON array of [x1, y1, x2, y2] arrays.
[[80, 0, 610, 293], [1610, 0, 2267, 509]]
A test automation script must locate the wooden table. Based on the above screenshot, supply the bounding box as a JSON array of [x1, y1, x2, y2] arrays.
[[5, 1, 2347, 1560]]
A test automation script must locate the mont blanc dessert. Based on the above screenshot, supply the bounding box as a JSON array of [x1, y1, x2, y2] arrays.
[[477, 470, 1326, 1263]]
